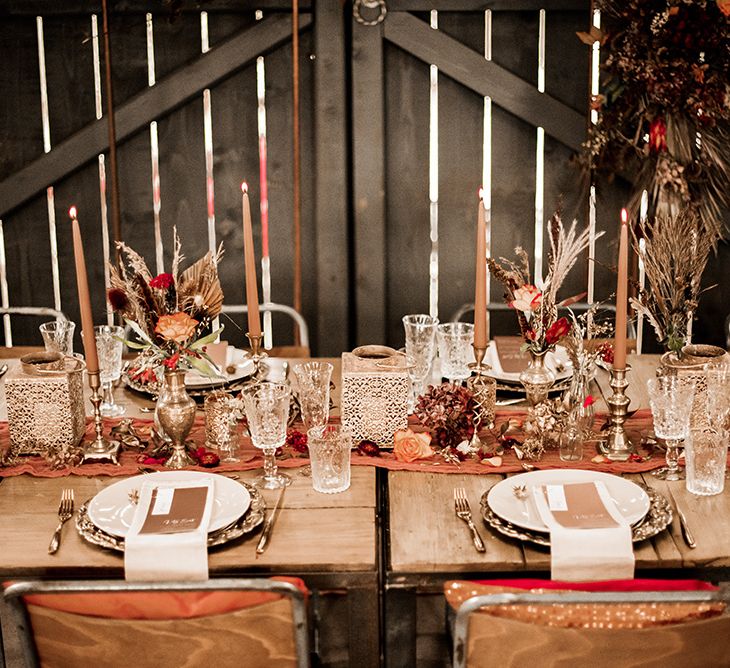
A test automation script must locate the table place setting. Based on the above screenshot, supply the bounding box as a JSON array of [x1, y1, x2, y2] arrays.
[[74, 471, 265, 563]]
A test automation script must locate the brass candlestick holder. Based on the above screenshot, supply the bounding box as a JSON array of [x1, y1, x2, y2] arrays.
[[468, 344, 497, 450], [597, 365, 635, 462], [246, 332, 268, 381], [81, 370, 121, 465]]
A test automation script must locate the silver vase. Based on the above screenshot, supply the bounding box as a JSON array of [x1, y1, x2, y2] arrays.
[[156, 369, 196, 469]]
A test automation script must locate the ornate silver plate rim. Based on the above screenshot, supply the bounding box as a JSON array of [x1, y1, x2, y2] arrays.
[[480, 483, 672, 547], [494, 378, 572, 395], [75, 481, 265, 552]]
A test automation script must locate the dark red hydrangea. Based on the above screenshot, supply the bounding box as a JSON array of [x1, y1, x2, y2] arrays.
[[286, 429, 309, 454], [598, 342, 614, 365], [356, 440, 380, 457]]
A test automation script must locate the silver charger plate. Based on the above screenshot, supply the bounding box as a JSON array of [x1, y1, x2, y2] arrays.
[[75, 481, 265, 552], [479, 483, 672, 547]]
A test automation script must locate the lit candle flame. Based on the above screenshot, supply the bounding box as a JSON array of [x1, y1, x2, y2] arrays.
[[241, 182, 248, 194], [68, 206, 77, 220], [621, 207, 628, 224]]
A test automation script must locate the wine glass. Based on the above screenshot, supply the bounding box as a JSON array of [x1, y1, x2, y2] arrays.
[[648, 376, 695, 481], [402, 314, 438, 409], [436, 322, 474, 385], [242, 382, 291, 489], [293, 361, 333, 431], [94, 325, 125, 417]]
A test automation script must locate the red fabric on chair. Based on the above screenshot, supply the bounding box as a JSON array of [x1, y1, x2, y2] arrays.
[[8, 576, 308, 620]]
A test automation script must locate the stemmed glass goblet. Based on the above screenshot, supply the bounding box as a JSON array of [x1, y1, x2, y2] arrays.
[[293, 361, 333, 431], [648, 376, 695, 481], [94, 325, 125, 417], [242, 382, 292, 489], [436, 322, 474, 385], [402, 314, 438, 410]]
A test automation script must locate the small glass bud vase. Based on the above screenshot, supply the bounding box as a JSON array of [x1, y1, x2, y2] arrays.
[[563, 363, 595, 436], [520, 349, 556, 406], [559, 421, 584, 462]]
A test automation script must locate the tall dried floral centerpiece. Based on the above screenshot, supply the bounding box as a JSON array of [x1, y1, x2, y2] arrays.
[[631, 208, 718, 355], [108, 232, 225, 468], [488, 212, 601, 405], [582, 0, 730, 236]]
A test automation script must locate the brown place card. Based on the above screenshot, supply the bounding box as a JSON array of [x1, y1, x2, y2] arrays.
[[493, 336, 529, 374], [542, 482, 620, 529], [139, 486, 209, 535]]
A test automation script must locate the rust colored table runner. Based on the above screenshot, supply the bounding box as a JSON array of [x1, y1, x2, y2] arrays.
[[0, 409, 689, 479]]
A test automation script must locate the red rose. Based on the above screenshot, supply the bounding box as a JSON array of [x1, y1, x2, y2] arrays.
[[649, 117, 667, 153], [149, 272, 174, 290], [545, 317, 571, 345]]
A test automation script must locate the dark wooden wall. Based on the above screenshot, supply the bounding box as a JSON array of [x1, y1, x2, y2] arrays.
[[0, 1, 726, 356]]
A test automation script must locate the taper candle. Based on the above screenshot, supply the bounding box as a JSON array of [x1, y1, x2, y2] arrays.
[[474, 188, 488, 349], [70, 207, 100, 374], [241, 183, 262, 338], [613, 208, 629, 370]]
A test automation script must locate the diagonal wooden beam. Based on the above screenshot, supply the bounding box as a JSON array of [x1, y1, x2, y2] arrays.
[[0, 12, 312, 218], [383, 11, 586, 151]]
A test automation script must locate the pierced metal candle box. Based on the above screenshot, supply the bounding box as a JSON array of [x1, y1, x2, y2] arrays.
[[340, 346, 409, 446], [5, 357, 86, 456]]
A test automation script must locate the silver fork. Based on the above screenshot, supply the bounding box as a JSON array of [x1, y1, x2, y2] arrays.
[[453, 488, 486, 553], [48, 489, 74, 555]]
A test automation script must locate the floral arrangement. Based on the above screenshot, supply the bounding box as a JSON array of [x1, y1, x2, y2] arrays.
[[560, 305, 614, 374], [630, 208, 718, 354], [107, 232, 224, 381], [488, 211, 601, 355], [582, 0, 730, 236], [414, 383, 476, 462]]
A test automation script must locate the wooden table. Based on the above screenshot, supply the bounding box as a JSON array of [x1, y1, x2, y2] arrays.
[[0, 467, 380, 667], [383, 354, 730, 665]]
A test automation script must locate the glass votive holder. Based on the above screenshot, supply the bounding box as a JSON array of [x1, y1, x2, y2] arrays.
[[307, 425, 352, 494], [559, 425, 583, 462], [39, 320, 76, 356], [685, 427, 727, 496], [204, 390, 239, 462]]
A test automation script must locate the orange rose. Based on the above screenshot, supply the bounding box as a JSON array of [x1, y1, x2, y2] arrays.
[[718, 0, 730, 17], [155, 312, 198, 344], [393, 429, 433, 463]]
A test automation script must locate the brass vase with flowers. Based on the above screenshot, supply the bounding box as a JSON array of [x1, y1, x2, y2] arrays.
[[489, 211, 600, 406], [157, 369, 197, 468], [106, 231, 226, 467]]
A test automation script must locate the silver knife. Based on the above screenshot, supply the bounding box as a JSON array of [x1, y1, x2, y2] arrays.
[[667, 487, 696, 549], [255, 486, 286, 556]]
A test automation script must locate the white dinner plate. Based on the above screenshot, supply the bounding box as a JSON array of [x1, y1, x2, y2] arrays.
[[87, 471, 251, 538], [486, 469, 650, 533], [483, 342, 572, 384], [184, 347, 255, 388]]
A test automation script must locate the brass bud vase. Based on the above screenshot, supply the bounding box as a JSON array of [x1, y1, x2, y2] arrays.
[[156, 369, 196, 469], [519, 349, 556, 406]]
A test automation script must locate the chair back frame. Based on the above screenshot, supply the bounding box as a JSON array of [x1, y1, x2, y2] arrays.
[[4, 578, 309, 668], [453, 588, 730, 668], [221, 302, 310, 349]]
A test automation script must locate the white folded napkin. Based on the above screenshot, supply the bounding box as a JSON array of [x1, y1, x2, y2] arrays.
[[124, 478, 214, 582], [532, 480, 635, 582]]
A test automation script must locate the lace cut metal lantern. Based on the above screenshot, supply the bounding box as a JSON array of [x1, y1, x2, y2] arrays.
[[340, 345, 409, 446], [5, 353, 86, 456]]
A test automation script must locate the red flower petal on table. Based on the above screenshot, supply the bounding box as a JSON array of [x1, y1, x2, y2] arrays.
[[149, 272, 174, 290]]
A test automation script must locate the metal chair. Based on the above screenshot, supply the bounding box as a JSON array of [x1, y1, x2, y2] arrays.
[[5, 577, 310, 668], [0, 307, 69, 357], [453, 588, 730, 668], [221, 302, 311, 357]]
